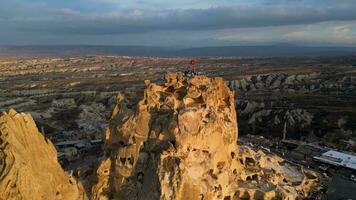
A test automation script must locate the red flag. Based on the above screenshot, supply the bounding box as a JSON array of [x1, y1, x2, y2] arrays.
[[189, 59, 197, 65]]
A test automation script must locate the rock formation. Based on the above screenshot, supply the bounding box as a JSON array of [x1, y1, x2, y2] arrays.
[[92, 72, 319, 200], [0, 109, 87, 200]]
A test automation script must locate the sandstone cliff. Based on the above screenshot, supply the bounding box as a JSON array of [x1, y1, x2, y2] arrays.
[[0, 109, 87, 200], [92, 73, 319, 200]]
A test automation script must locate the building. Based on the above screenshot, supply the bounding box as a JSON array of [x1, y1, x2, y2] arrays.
[[313, 150, 356, 170], [55, 140, 82, 149], [90, 139, 104, 145]]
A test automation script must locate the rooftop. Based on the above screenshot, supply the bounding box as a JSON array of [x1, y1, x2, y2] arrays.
[[314, 150, 356, 170]]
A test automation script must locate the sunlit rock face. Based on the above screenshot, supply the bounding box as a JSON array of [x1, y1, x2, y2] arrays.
[[92, 73, 319, 200], [92, 72, 239, 199], [0, 109, 87, 200]]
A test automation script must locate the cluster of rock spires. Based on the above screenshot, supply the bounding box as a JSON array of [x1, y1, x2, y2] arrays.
[[227, 72, 354, 93], [1, 73, 319, 200]]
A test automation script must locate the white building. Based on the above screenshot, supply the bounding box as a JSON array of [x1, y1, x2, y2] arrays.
[[313, 150, 356, 170], [52, 98, 76, 108]]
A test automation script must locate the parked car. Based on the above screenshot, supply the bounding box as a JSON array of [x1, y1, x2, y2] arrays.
[[350, 174, 356, 182]]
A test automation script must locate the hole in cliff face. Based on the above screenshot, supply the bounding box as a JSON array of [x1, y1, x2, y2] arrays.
[[128, 155, 134, 165], [246, 174, 259, 182], [241, 195, 250, 200], [103, 170, 109, 174], [166, 86, 175, 93], [209, 169, 218, 180], [233, 169, 237, 174], [137, 172, 144, 183], [120, 157, 126, 165], [132, 136, 136, 144], [231, 152, 235, 159], [278, 161, 286, 166], [175, 89, 187, 100], [217, 162, 225, 170], [223, 96, 231, 107], [292, 181, 302, 186], [245, 157, 255, 166], [119, 141, 125, 147], [194, 84, 205, 90], [224, 196, 231, 200], [252, 174, 258, 181], [239, 159, 244, 165], [205, 112, 211, 120], [224, 115, 232, 122], [194, 95, 204, 104]]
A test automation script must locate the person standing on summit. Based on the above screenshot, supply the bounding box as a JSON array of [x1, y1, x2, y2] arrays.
[[184, 59, 197, 77]]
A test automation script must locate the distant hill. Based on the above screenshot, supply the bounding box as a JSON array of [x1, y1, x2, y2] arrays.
[[1, 45, 356, 57]]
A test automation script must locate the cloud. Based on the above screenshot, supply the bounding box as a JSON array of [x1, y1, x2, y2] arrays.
[[2, 3, 355, 36], [1, 0, 356, 45], [213, 21, 356, 46]]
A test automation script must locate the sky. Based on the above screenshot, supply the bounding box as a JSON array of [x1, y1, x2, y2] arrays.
[[1, 0, 356, 46]]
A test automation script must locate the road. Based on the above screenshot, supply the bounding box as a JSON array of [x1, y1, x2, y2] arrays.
[[324, 173, 356, 200]]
